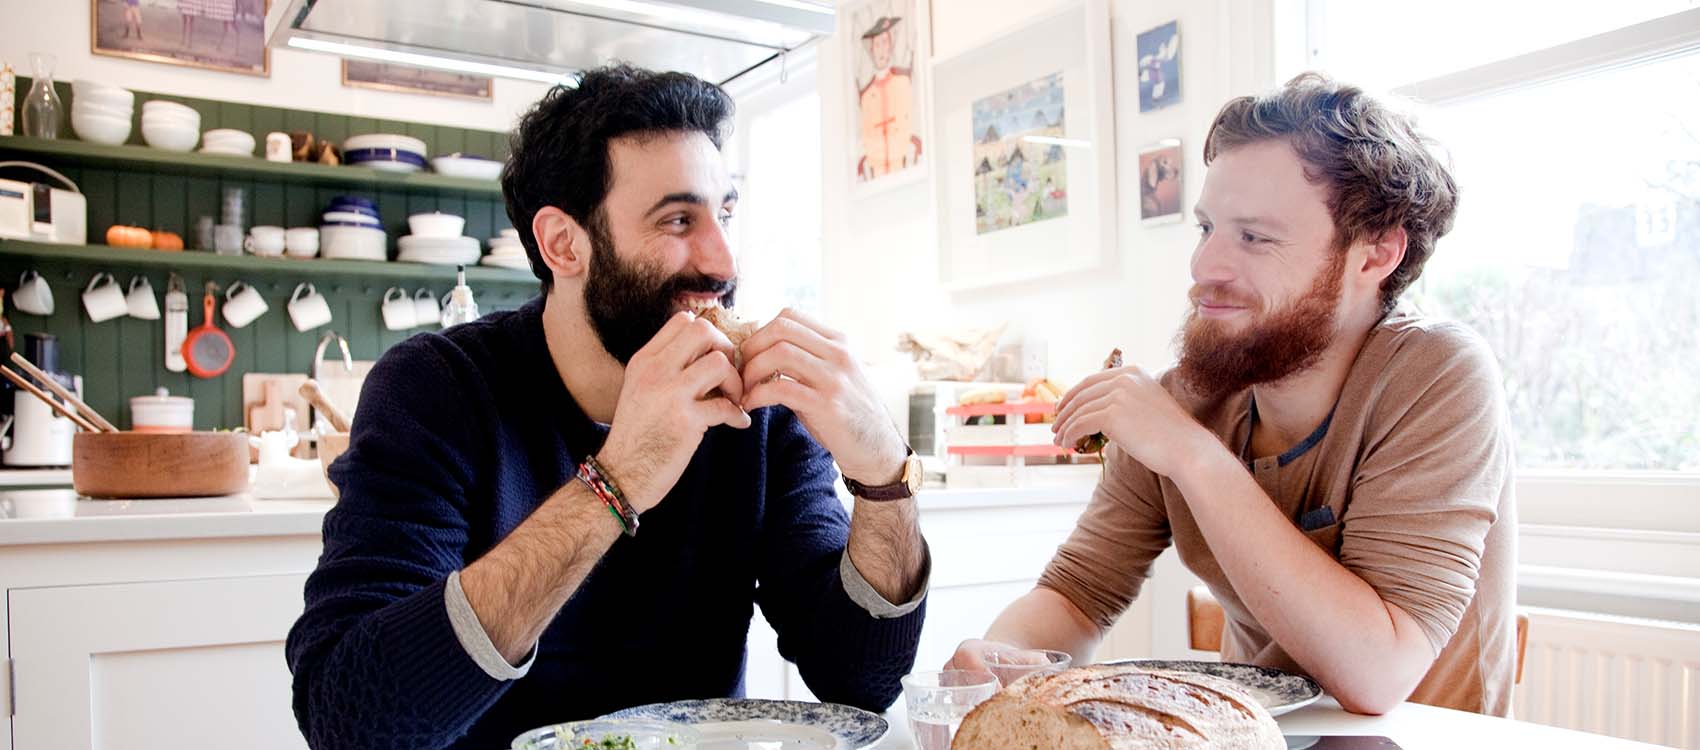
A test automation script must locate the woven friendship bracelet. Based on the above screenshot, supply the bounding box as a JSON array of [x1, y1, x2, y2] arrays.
[[575, 455, 639, 537]]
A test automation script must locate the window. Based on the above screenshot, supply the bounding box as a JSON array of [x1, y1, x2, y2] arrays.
[[726, 62, 824, 323], [1311, 4, 1700, 472]]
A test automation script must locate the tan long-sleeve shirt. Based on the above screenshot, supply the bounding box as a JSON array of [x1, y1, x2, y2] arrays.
[[1038, 311, 1518, 715]]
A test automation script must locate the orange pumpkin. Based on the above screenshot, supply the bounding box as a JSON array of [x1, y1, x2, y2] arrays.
[[151, 231, 184, 251], [105, 225, 153, 249]]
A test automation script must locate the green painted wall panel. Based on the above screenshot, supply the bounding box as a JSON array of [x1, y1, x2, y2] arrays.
[[3, 81, 532, 431]]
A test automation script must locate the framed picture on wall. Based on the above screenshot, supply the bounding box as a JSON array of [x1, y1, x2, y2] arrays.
[[844, 0, 931, 196], [1136, 21, 1181, 112], [91, 0, 270, 78], [1138, 139, 1184, 224], [342, 60, 493, 101], [931, 0, 1116, 291]]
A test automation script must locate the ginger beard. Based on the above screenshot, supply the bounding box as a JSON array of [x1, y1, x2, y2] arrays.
[[1175, 251, 1347, 399]]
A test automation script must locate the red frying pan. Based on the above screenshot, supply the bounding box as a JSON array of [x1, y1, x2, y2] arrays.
[[183, 283, 234, 378]]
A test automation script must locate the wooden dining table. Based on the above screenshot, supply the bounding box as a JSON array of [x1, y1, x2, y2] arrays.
[[871, 696, 1670, 749]]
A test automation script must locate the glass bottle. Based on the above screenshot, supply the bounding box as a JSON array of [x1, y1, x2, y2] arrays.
[[21, 52, 62, 140]]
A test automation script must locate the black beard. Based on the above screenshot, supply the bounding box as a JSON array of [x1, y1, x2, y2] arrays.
[[581, 213, 736, 364]]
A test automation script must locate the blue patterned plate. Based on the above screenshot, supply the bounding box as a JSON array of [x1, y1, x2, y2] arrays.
[[1101, 659, 1324, 717], [602, 698, 889, 749]]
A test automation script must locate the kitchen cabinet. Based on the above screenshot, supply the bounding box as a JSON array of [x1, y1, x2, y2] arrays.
[[745, 486, 1138, 703], [11, 574, 307, 750], [0, 491, 329, 750]]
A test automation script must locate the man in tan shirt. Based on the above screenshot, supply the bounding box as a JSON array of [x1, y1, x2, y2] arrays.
[[949, 73, 1517, 716]]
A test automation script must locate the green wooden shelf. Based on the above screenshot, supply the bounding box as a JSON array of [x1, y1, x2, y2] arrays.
[[0, 136, 503, 197], [0, 239, 539, 285]]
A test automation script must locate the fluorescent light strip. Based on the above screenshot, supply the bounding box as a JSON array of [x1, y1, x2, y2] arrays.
[[287, 37, 570, 84], [552, 0, 808, 44], [1021, 135, 1093, 149]]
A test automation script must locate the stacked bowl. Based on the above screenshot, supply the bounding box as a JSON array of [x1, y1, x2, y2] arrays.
[[481, 228, 530, 270], [141, 100, 201, 152], [71, 80, 134, 146], [200, 128, 256, 157], [397, 212, 479, 266], [343, 134, 428, 174], [431, 153, 503, 181], [319, 195, 387, 261]]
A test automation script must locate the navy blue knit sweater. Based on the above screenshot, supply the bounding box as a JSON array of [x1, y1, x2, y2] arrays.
[[285, 298, 926, 750]]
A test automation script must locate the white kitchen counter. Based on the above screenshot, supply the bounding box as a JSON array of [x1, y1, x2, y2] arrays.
[[0, 468, 73, 487], [0, 489, 333, 546]]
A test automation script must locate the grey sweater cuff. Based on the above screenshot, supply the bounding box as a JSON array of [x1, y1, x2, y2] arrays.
[[444, 569, 537, 681], [839, 541, 931, 619]]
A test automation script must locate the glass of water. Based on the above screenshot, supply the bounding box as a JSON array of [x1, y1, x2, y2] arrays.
[[901, 669, 999, 750], [983, 647, 1072, 686]]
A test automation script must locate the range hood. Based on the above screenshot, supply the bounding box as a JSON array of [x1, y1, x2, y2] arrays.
[[270, 0, 834, 86]]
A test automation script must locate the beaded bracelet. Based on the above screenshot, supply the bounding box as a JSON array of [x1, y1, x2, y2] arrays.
[[575, 455, 639, 537]]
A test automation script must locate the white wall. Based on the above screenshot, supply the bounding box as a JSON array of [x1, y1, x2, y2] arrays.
[[820, 0, 1280, 384], [817, 0, 1281, 656], [0, 1, 548, 133]]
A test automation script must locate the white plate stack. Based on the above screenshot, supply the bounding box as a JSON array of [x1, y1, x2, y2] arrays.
[[200, 128, 256, 157], [397, 211, 478, 266], [140, 100, 201, 152], [71, 80, 134, 146], [344, 134, 429, 174], [481, 228, 529, 270]]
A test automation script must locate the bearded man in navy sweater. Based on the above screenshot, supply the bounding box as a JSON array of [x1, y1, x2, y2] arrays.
[[285, 65, 930, 750]]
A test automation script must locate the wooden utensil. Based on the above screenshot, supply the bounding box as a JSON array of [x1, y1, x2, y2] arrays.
[[299, 379, 351, 432], [0, 366, 98, 432], [183, 282, 235, 379], [72, 432, 250, 498], [8, 352, 118, 432]]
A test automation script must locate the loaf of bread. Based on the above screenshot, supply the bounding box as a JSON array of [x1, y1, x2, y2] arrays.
[[952, 663, 1285, 750]]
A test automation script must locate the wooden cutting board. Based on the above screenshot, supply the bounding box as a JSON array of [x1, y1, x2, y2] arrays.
[[242, 373, 311, 458]]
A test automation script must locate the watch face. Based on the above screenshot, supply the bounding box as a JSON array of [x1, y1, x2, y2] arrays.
[[904, 456, 923, 493]]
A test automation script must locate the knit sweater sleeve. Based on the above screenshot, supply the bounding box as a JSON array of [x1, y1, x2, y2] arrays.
[[285, 336, 510, 750], [753, 407, 926, 712]]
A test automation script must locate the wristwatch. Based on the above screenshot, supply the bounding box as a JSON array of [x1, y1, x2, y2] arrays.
[[843, 448, 923, 501]]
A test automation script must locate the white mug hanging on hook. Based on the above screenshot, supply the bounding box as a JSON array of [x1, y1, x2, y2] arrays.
[[126, 275, 159, 320], [82, 272, 127, 323], [413, 288, 441, 327], [288, 283, 332, 332], [14, 270, 53, 316], [381, 287, 416, 331], [223, 280, 269, 328]]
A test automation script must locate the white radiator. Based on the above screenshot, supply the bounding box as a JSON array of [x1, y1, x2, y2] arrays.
[[1515, 608, 1700, 748]]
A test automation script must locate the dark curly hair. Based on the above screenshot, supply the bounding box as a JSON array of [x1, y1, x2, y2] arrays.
[[500, 64, 735, 292], [1203, 72, 1458, 315]]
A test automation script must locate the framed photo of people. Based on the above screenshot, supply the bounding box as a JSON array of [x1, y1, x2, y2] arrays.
[[91, 0, 270, 77], [844, 0, 932, 196], [931, 0, 1116, 291]]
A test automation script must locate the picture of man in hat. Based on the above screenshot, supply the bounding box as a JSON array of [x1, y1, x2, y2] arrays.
[[856, 9, 922, 181]]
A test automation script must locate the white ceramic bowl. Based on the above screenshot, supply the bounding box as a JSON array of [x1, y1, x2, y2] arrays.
[[431, 155, 503, 181], [71, 111, 132, 145], [321, 210, 382, 226], [407, 212, 465, 238], [141, 99, 198, 117], [320, 225, 388, 261], [73, 80, 135, 109], [285, 227, 320, 258], [141, 122, 199, 152], [344, 133, 428, 157], [141, 109, 200, 127], [202, 128, 255, 145], [72, 99, 133, 120]]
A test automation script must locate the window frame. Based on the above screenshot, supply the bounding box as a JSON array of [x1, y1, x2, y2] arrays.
[[1303, 2, 1700, 534]]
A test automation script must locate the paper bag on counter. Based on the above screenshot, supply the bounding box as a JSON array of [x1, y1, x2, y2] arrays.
[[894, 323, 1007, 381]]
